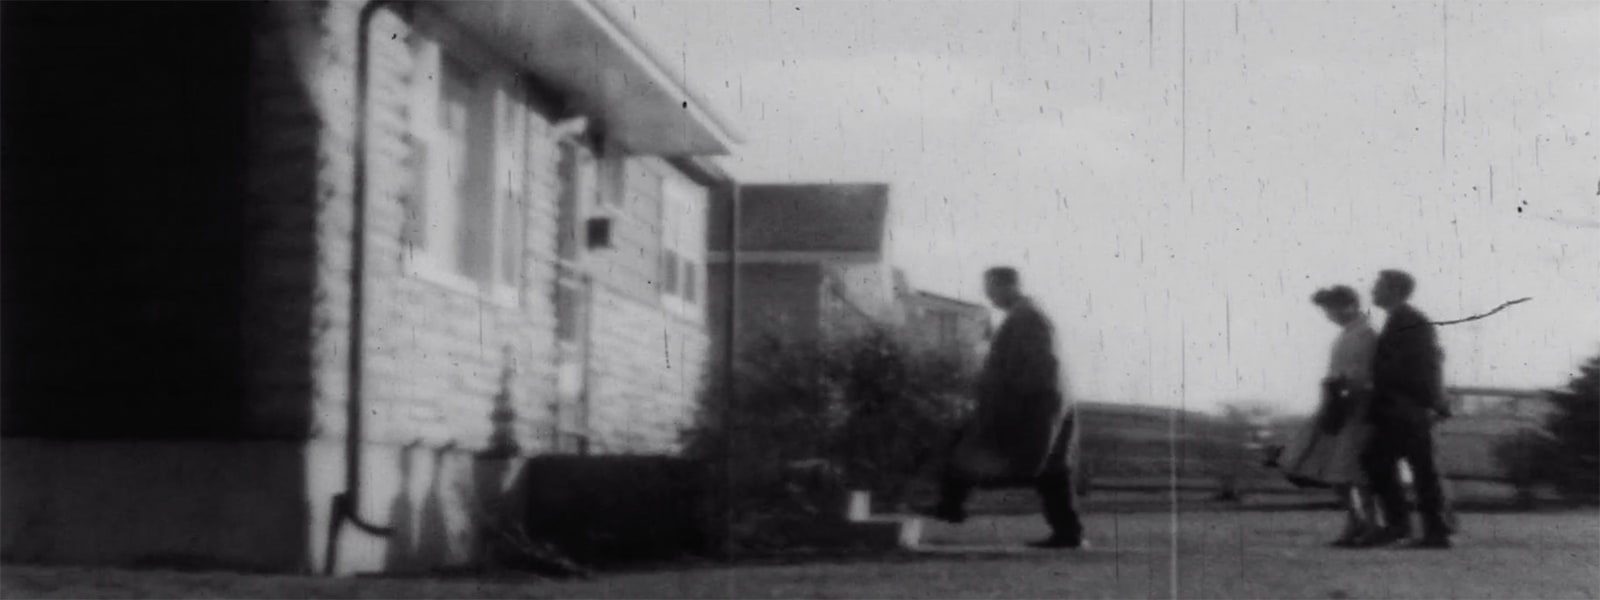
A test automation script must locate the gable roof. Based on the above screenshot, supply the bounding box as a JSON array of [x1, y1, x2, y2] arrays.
[[912, 290, 987, 312], [709, 183, 890, 254]]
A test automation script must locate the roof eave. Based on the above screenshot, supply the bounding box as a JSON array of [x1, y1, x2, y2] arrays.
[[578, 0, 745, 148], [430, 0, 742, 157]]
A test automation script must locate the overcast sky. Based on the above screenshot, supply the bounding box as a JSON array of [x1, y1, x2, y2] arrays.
[[619, 0, 1599, 415]]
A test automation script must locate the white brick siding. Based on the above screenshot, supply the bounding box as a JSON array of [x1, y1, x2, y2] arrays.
[[254, 1, 709, 456]]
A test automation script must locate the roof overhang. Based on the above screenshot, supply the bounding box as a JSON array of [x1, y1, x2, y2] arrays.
[[431, 0, 742, 157], [913, 290, 988, 311], [708, 251, 883, 265], [1446, 387, 1550, 399], [667, 156, 735, 187]]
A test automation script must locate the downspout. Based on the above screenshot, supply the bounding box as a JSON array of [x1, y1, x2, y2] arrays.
[[324, 0, 401, 575], [719, 182, 739, 558], [579, 271, 595, 456]]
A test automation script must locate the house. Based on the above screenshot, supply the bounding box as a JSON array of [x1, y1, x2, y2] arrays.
[[2, 0, 738, 574], [900, 289, 992, 375], [706, 183, 902, 353]]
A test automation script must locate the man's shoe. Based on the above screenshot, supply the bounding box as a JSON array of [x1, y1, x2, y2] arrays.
[[1027, 536, 1089, 550], [915, 504, 968, 524], [1328, 535, 1361, 548], [1329, 524, 1373, 548], [1401, 536, 1453, 550], [1353, 528, 1408, 548]]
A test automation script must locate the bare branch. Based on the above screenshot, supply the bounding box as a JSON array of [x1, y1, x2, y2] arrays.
[[1432, 297, 1535, 327]]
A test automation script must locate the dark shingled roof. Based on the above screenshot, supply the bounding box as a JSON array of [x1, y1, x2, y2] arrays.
[[709, 183, 890, 253], [912, 290, 987, 311]]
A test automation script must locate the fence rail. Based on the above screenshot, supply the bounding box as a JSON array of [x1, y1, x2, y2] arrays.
[[1070, 390, 1555, 500]]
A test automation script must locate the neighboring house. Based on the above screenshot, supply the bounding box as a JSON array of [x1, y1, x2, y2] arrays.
[[2, 1, 738, 575], [706, 183, 900, 352], [901, 289, 992, 375]]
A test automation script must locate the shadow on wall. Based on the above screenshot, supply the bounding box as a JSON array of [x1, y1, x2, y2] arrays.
[[378, 349, 598, 576], [381, 442, 451, 572]]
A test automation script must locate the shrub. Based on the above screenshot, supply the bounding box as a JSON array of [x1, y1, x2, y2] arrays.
[[682, 329, 972, 551], [1500, 353, 1599, 504]]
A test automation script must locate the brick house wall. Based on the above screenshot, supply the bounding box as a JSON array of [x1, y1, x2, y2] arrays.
[[302, 3, 716, 572], [248, 1, 711, 456], [348, 6, 563, 452], [4, 0, 722, 575], [243, 0, 342, 440], [585, 157, 711, 454], [707, 263, 825, 352]]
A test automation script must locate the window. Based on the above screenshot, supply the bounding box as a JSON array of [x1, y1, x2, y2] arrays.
[[683, 263, 697, 304], [555, 280, 581, 342], [405, 31, 525, 304], [937, 312, 958, 348], [660, 249, 680, 295], [556, 141, 597, 261], [659, 176, 706, 318]]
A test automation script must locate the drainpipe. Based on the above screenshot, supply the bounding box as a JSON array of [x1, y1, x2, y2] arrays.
[[719, 182, 739, 558], [324, 0, 401, 575], [579, 271, 595, 456]]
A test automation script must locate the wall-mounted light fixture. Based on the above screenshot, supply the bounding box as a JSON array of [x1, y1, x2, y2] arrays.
[[551, 115, 590, 140]]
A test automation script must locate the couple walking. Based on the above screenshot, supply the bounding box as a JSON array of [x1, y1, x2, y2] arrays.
[[1278, 269, 1457, 549]]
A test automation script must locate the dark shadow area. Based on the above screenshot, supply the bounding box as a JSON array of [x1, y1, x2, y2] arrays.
[[414, 444, 455, 570], [0, 1, 320, 572], [518, 455, 713, 566], [383, 444, 421, 573], [1, 1, 253, 437], [380, 442, 464, 574]]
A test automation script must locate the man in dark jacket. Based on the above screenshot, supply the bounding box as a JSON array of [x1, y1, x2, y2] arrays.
[[922, 267, 1084, 549], [1359, 269, 1455, 549]]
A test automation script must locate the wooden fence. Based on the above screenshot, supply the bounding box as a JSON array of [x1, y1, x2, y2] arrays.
[[1072, 389, 1555, 499]]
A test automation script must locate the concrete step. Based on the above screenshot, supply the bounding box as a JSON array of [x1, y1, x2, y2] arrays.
[[845, 490, 873, 522], [833, 490, 923, 549]]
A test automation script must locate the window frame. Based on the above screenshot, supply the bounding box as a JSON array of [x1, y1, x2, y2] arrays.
[[657, 172, 706, 320], [402, 16, 526, 308]]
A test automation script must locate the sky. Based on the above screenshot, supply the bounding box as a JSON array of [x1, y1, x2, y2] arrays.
[[616, 0, 1600, 415]]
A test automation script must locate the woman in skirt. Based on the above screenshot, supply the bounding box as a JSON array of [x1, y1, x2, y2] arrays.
[[1279, 285, 1383, 546]]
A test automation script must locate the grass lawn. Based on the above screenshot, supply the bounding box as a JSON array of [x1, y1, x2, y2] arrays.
[[4, 508, 1596, 599]]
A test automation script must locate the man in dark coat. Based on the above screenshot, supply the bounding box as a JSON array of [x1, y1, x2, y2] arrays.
[[1359, 269, 1456, 549], [922, 267, 1084, 549]]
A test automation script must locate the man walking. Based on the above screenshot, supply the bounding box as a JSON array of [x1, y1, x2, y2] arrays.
[[1359, 270, 1456, 549], [922, 267, 1085, 549]]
